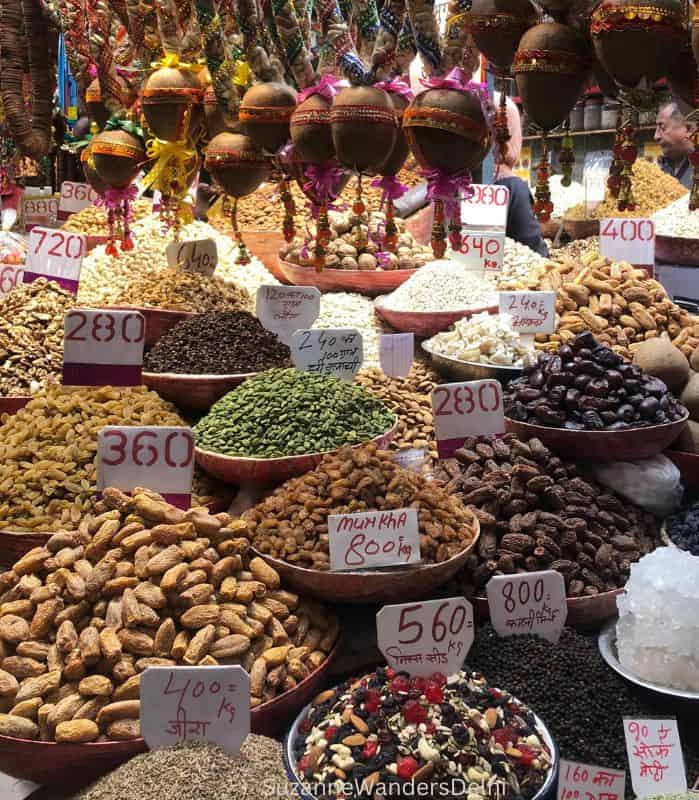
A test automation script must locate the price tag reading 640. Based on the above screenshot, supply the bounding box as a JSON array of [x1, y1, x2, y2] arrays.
[[431, 380, 504, 458]]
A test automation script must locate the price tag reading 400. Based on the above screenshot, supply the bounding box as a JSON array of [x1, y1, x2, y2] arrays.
[[452, 230, 504, 272], [97, 426, 194, 509], [63, 308, 145, 386], [25, 227, 86, 294], [431, 380, 504, 458], [600, 218, 655, 266], [376, 597, 474, 678]]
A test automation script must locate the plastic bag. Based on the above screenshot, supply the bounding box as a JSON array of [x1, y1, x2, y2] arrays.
[[0, 231, 26, 265], [591, 454, 683, 517]]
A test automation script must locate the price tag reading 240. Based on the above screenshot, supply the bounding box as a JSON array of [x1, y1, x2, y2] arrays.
[[24, 227, 86, 294], [376, 597, 474, 678], [63, 308, 145, 386], [97, 426, 194, 509], [431, 380, 504, 458]]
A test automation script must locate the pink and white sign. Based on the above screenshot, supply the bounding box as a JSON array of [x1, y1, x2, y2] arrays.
[[328, 508, 420, 571], [24, 227, 85, 293], [431, 379, 504, 458]]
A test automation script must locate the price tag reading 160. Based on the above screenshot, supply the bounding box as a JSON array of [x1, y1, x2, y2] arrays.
[[431, 379, 504, 458]]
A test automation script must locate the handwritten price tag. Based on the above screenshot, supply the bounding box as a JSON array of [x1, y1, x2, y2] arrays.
[[0, 774, 38, 800], [624, 719, 687, 798], [63, 308, 145, 386], [166, 238, 218, 277], [58, 181, 98, 219], [461, 183, 510, 229], [97, 426, 194, 509], [24, 227, 85, 294], [487, 570, 567, 643], [256, 285, 321, 345], [600, 218, 655, 266], [380, 333, 414, 377], [0, 264, 24, 297], [499, 291, 556, 334], [452, 230, 504, 272], [22, 196, 57, 231], [141, 666, 250, 753], [291, 328, 363, 380], [558, 760, 626, 800], [377, 597, 474, 677], [328, 508, 420, 571], [431, 379, 504, 458]]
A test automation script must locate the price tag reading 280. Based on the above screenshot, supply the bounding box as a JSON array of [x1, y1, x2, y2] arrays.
[[431, 380, 504, 458], [97, 426, 195, 509]]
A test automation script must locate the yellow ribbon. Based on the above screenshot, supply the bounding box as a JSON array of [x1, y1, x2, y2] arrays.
[[142, 137, 196, 193], [150, 51, 203, 74], [233, 60, 251, 87]]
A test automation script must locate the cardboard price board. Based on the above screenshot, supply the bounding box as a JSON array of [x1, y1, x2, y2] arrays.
[[600, 218, 655, 266], [431, 379, 504, 458], [22, 195, 57, 232], [624, 718, 687, 798], [328, 508, 420, 571], [499, 291, 556, 334], [166, 238, 218, 276], [461, 183, 510, 229], [24, 227, 85, 294], [58, 181, 99, 219], [452, 229, 504, 272], [379, 333, 414, 378], [557, 760, 626, 800], [291, 328, 363, 380], [256, 285, 321, 345]]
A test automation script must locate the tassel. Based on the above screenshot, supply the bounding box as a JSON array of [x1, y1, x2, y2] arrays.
[[280, 177, 296, 243], [229, 196, 250, 264], [617, 117, 637, 213], [431, 199, 446, 259], [533, 135, 553, 222]]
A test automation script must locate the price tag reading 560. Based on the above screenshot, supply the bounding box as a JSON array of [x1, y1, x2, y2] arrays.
[[97, 426, 194, 509], [431, 379, 504, 458]]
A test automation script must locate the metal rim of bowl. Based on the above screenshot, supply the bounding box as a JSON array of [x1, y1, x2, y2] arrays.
[[421, 341, 526, 373], [504, 411, 690, 437]]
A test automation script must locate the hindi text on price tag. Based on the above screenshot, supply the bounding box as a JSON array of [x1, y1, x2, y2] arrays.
[[624, 718, 687, 798], [328, 508, 420, 571], [291, 328, 363, 380], [487, 570, 567, 643], [256, 285, 321, 345], [557, 760, 626, 800], [499, 291, 556, 334], [431, 379, 504, 458]]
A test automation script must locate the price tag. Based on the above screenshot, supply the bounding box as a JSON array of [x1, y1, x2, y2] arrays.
[[24, 227, 85, 294], [376, 597, 474, 677], [379, 333, 414, 377], [558, 760, 626, 800], [461, 183, 510, 228], [22, 196, 57, 231], [328, 508, 420, 571], [256, 285, 321, 345], [0, 264, 24, 297], [97, 426, 194, 509], [166, 238, 218, 277], [141, 666, 250, 753], [452, 229, 504, 272], [58, 181, 98, 219], [600, 218, 655, 266], [291, 328, 363, 380], [624, 719, 687, 798], [393, 447, 427, 474], [499, 291, 556, 334], [0, 775, 38, 800], [487, 570, 567, 644], [63, 308, 145, 386], [431, 379, 504, 459]]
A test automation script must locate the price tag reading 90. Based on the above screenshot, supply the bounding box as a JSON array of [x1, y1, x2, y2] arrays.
[[431, 379, 504, 458]]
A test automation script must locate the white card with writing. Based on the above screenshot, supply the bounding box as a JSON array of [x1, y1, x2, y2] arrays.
[[328, 508, 420, 571], [380, 333, 414, 377], [377, 597, 474, 678], [22, 195, 57, 231], [141, 666, 250, 753], [558, 760, 626, 800], [487, 571, 567, 644], [431, 379, 504, 458], [256, 285, 321, 345], [624, 718, 687, 798], [452, 229, 505, 272], [461, 183, 510, 229], [58, 181, 99, 219], [600, 218, 655, 265], [291, 328, 363, 380], [499, 291, 557, 334], [166, 238, 218, 277], [0, 264, 24, 297], [0, 775, 38, 800], [24, 227, 85, 293]]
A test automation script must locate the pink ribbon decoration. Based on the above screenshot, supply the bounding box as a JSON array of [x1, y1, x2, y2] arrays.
[[303, 162, 346, 203], [370, 175, 408, 210], [420, 68, 495, 141], [422, 168, 473, 218], [374, 77, 414, 102], [297, 74, 349, 103], [95, 183, 138, 221]]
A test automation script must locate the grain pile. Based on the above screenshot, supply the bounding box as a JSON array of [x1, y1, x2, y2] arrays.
[[62, 198, 153, 235]]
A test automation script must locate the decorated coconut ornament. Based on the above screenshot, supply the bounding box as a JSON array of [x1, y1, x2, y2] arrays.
[[80, 143, 107, 196], [290, 75, 348, 164], [466, 0, 539, 76], [141, 62, 203, 143], [205, 132, 270, 263], [240, 82, 298, 154], [404, 68, 491, 256]]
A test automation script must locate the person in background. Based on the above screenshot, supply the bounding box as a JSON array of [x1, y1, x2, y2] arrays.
[[493, 92, 548, 257], [654, 99, 695, 189]]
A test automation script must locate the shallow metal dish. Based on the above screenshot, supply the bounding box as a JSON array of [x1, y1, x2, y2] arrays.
[[421, 341, 524, 384], [599, 619, 699, 703]]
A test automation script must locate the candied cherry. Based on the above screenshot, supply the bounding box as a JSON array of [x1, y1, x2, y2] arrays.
[[299, 717, 311, 734], [391, 675, 410, 694], [488, 688, 502, 701], [364, 690, 381, 712], [492, 727, 517, 748], [425, 723, 436, 735], [410, 676, 428, 693], [517, 745, 537, 766], [424, 681, 443, 704], [299, 755, 311, 772], [362, 739, 379, 759], [325, 725, 339, 741], [402, 700, 428, 725], [386, 667, 395, 679], [430, 672, 447, 687], [397, 756, 420, 779]]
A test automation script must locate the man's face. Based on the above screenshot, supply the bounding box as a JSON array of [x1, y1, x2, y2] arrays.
[[655, 106, 693, 161]]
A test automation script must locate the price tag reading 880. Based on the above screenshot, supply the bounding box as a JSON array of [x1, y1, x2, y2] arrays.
[[431, 379, 504, 458], [97, 426, 194, 509], [376, 597, 474, 678]]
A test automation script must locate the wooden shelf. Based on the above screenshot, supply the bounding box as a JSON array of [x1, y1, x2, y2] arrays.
[[523, 125, 655, 142]]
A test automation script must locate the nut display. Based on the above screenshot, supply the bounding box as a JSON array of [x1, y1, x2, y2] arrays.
[[667, 500, 699, 556], [243, 443, 478, 570], [195, 369, 395, 459], [144, 311, 292, 375], [653, 195, 699, 239], [435, 433, 658, 597], [549, 236, 600, 263], [0, 487, 339, 741], [505, 330, 687, 430], [425, 312, 536, 366], [0, 279, 74, 396], [498, 238, 549, 290], [62, 199, 152, 235], [293, 667, 553, 800]]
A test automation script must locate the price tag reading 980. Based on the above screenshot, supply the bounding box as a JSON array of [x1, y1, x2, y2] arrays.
[[97, 426, 194, 509], [24, 227, 85, 294], [431, 380, 504, 458], [461, 183, 510, 228]]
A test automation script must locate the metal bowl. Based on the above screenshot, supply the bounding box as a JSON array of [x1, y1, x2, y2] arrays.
[[421, 341, 524, 384], [142, 370, 257, 411]]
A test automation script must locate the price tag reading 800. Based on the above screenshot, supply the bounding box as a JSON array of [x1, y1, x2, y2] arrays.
[[25, 227, 86, 294], [431, 379, 504, 458], [97, 426, 194, 509]]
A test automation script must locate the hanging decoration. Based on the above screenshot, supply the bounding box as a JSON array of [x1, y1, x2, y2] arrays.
[[559, 123, 574, 187]]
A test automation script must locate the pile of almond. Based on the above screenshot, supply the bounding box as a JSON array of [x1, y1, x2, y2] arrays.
[[0, 488, 339, 743]]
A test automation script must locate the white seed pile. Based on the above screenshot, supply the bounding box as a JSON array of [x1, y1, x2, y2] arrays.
[[653, 195, 699, 239]]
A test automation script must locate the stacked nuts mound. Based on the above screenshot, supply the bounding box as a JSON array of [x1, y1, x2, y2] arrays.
[[0, 488, 338, 743], [435, 434, 659, 597]]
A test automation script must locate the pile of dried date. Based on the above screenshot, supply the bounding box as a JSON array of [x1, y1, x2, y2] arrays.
[[435, 434, 660, 597]]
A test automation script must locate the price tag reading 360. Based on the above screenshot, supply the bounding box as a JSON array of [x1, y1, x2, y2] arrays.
[[25, 227, 86, 294], [97, 426, 194, 509], [431, 379, 504, 458], [58, 181, 99, 219]]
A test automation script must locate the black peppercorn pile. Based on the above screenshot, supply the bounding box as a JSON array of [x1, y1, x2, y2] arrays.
[[144, 311, 292, 375], [468, 625, 699, 791], [505, 330, 687, 430], [667, 500, 699, 555]]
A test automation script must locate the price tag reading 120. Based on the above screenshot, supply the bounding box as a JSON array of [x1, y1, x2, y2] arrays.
[[24, 227, 86, 294], [431, 379, 504, 458], [600, 218, 655, 266], [97, 426, 194, 509], [63, 308, 145, 386], [377, 597, 474, 678]]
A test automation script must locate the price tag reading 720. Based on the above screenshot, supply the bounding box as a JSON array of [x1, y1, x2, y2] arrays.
[[25, 227, 85, 294], [431, 380, 504, 458], [376, 597, 474, 678], [97, 426, 194, 509]]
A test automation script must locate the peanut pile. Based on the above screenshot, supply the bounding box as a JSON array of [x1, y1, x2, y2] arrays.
[[62, 199, 153, 235], [0, 488, 339, 743]]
